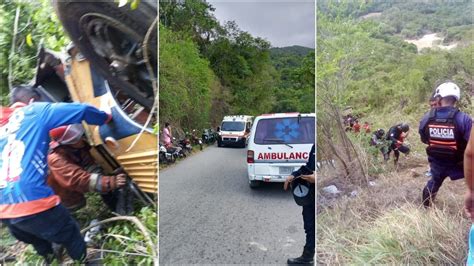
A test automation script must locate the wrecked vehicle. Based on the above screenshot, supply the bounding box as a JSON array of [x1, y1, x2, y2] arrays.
[[31, 0, 157, 205]]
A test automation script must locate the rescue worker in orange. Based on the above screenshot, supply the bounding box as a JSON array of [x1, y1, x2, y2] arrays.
[[362, 121, 371, 134], [353, 120, 361, 133], [47, 124, 126, 211]]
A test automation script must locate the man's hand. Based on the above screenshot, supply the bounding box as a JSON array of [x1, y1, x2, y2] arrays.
[[301, 172, 316, 184], [115, 173, 127, 188], [284, 175, 294, 191], [465, 190, 474, 222]]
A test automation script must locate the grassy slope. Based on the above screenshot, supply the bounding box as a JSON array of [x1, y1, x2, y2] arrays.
[[318, 152, 469, 264], [317, 2, 473, 264], [317, 99, 472, 264]]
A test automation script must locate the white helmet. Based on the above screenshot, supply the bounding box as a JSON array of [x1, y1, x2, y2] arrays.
[[434, 82, 461, 101]]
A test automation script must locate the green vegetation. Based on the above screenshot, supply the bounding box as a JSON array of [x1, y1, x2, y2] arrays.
[[318, 1, 472, 40], [317, 1, 473, 264], [0, 0, 69, 104], [159, 0, 314, 133]]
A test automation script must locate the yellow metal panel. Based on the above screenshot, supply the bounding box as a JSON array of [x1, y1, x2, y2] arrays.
[[116, 149, 157, 193], [64, 53, 158, 194]]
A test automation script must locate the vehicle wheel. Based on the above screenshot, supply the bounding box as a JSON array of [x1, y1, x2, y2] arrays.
[[53, 0, 157, 110], [249, 180, 261, 189]]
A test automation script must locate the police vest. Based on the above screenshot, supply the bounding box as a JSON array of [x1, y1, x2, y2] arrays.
[[424, 108, 466, 162]]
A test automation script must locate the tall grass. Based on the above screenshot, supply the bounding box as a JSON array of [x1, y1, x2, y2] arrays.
[[318, 161, 470, 265]]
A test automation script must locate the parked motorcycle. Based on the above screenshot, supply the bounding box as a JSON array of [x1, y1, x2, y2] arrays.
[[159, 143, 175, 164], [178, 137, 193, 154], [171, 138, 186, 158], [190, 129, 203, 150], [202, 128, 216, 144]]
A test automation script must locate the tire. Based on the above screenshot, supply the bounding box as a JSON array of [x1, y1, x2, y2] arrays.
[[53, 0, 157, 110], [249, 180, 261, 189]]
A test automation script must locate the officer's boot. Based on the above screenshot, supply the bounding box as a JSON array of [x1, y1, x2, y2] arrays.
[[422, 186, 434, 208], [287, 246, 314, 265]]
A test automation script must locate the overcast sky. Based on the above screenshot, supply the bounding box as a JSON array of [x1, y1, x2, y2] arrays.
[[207, 0, 315, 48]]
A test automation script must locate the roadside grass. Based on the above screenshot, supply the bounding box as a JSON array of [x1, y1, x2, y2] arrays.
[[317, 111, 470, 264]]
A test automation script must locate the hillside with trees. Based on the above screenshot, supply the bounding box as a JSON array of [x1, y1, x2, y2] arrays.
[[317, 1, 473, 264], [159, 0, 314, 134]]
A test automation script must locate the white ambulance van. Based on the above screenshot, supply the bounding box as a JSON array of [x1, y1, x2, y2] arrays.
[[217, 115, 253, 148], [247, 113, 315, 188]]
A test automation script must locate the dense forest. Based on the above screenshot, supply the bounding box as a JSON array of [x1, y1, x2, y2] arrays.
[[318, 1, 473, 41], [0, 0, 70, 105], [159, 0, 314, 134]]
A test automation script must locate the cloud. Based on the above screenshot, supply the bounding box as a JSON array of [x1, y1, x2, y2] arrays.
[[208, 1, 315, 48]]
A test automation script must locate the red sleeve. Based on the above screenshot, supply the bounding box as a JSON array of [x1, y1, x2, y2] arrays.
[[47, 152, 93, 193]]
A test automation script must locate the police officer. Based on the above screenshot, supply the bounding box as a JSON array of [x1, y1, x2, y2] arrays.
[[419, 82, 472, 207], [385, 123, 410, 164], [284, 144, 315, 265]]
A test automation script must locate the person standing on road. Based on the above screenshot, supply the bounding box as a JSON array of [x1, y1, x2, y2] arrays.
[[464, 126, 474, 265], [161, 122, 172, 148], [0, 85, 112, 263], [284, 144, 315, 265], [419, 82, 472, 207], [47, 124, 126, 212], [385, 123, 410, 164]]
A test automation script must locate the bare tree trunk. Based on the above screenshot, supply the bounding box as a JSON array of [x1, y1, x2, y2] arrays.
[[8, 6, 21, 91]]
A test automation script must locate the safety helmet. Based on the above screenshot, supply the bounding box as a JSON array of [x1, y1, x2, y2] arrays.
[[50, 124, 85, 145], [434, 82, 461, 101], [400, 123, 409, 132]]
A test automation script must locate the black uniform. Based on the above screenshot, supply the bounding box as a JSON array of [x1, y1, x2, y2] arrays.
[[385, 124, 410, 163], [289, 144, 315, 262]]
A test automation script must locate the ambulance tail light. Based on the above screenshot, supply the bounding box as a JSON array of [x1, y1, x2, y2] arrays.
[[247, 150, 254, 163]]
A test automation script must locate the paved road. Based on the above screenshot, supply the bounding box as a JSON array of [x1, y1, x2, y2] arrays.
[[159, 146, 305, 264]]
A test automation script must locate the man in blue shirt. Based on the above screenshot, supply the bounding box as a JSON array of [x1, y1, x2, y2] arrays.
[[1, 85, 112, 262], [419, 82, 472, 207]]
